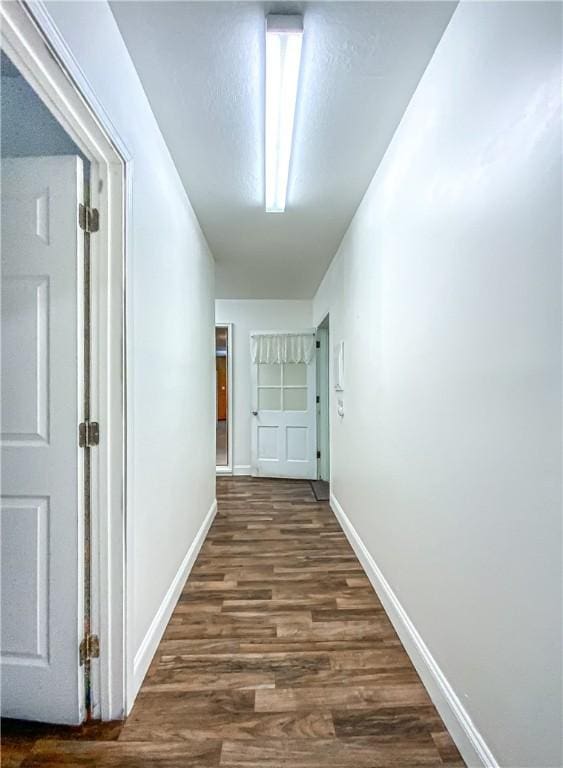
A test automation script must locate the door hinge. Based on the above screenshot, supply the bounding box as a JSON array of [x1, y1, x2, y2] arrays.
[[316, 395, 320, 404], [316, 340, 321, 349], [79, 633, 100, 666], [317, 450, 321, 459], [79, 204, 100, 234], [79, 421, 100, 447]]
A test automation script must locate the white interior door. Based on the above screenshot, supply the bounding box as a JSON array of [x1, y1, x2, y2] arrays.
[[1, 156, 85, 724], [251, 341, 317, 479]]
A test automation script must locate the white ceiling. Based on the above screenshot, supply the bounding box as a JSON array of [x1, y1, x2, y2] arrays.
[[110, 1, 456, 299]]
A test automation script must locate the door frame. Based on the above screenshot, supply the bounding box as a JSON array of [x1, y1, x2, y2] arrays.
[[216, 323, 233, 475], [315, 316, 330, 482], [0, 0, 128, 720]]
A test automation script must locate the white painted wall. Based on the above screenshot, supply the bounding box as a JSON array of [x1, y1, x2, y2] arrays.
[[43, 1, 216, 705], [1, 70, 85, 161], [215, 300, 312, 473], [313, 3, 562, 766]]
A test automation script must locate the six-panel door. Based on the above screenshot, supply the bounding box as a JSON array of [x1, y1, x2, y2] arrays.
[[1, 156, 85, 724]]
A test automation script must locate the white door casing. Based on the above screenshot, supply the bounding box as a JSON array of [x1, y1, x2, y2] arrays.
[[250, 333, 317, 479], [216, 323, 233, 475], [316, 326, 330, 482], [1, 156, 85, 724]]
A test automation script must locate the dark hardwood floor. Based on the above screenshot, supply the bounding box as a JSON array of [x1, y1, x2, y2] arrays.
[[2, 477, 465, 767]]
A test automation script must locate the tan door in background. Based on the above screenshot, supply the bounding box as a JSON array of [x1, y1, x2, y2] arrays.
[[216, 355, 227, 421]]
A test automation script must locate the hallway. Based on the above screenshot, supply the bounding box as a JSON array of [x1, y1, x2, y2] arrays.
[[3, 478, 464, 766], [1, 1, 560, 763]]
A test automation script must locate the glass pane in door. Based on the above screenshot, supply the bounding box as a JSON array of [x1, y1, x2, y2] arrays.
[[258, 387, 282, 410], [283, 387, 307, 411], [283, 362, 307, 385], [258, 363, 281, 385]]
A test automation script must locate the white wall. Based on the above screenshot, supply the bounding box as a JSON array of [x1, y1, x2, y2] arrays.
[[314, 3, 562, 767], [44, 1, 216, 705], [215, 300, 312, 473], [1, 68, 86, 162]]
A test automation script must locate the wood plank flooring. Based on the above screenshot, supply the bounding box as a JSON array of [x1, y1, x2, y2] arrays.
[[1, 477, 465, 767]]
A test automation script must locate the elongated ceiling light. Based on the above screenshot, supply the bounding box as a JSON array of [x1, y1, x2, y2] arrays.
[[265, 14, 303, 213]]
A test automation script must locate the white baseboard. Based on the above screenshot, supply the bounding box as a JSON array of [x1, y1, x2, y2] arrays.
[[233, 464, 251, 476], [130, 498, 217, 705], [330, 492, 498, 768], [216, 466, 233, 475]]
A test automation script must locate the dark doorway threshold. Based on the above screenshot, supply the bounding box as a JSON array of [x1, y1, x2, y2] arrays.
[[310, 479, 330, 501]]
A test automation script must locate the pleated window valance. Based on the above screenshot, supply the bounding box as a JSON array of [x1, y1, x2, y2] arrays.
[[250, 332, 315, 365]]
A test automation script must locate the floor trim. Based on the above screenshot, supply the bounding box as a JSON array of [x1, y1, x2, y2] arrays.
[[131, 498, 218, 705], [330, 492, 498, 768], [233, 465, 252, 476]]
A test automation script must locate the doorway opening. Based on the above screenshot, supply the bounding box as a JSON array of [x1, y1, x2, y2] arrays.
[[1, 49, 93, 724], [216, 324, 233, 473], [313, 314, 330, 500], [1, 1, 127, 724]]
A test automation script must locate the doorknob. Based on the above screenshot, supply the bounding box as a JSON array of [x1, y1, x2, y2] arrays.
[[252, 410, 258, 416]]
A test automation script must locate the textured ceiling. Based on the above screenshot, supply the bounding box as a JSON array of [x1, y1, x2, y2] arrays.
[[110, 1, 456, 299]]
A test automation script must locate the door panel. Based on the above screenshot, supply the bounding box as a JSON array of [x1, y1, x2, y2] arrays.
[[216, 355, 227, 421], [251, 345, 317, 479], [1, 276, 49, 445], [0, 497, 49, 661], [258, 426, 279, 461], [1, 156, 85, 724], [286, 426, 308, 462]]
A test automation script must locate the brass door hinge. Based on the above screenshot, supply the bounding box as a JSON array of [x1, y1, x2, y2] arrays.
[[79, 204, 100, 234], [79, 421, 100, 447], [79, 633, 100, 666]]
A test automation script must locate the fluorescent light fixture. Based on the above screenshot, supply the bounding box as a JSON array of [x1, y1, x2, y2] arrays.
[[265, 14, 303, 213]]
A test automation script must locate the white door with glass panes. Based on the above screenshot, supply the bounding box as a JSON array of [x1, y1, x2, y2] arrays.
[[251, 334, 317, 479]]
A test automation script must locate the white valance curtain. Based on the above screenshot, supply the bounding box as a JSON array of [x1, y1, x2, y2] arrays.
[[251, 332, 315, 365]]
